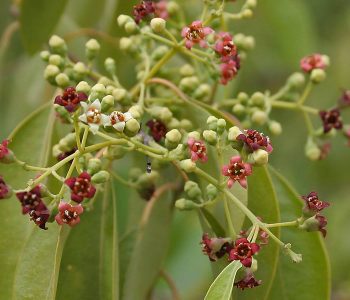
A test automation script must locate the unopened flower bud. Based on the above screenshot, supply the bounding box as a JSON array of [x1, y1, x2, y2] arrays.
[[137, 171, 159, 188], [203, 130, 217, 145], [91, 170, 110, 184], [73, 62, 87, 80], [268, 121, 282, 135], [124, 119, 140, 137], [167, 1, 180, 15], [151, 107, 173, 122], [167, 118, 180, 129], [194, 84, 211, 99], [187, 131, 201, 140], [206, 184, 218, 200], [85, 39, 100, 60], [55, 105, 71, 123], [310, 69, 326, 84], [232, 103, 246, 115], [104, 57, 116, 75], [55, 73, 70, 88], [321, 55, 330, 67], [150, 18, 166, 33], [49, 35, 67, 55], [207, 116, 218, 131], [246, 0, 257, 8], [305, 138, 321, 161], [129, 168, 142, 181], [76, 81, 91, 94], [184, 181, 202, 199], [180, 64, 195, 77], [125, 21, 138, 34], [40, 50, 50, 61], [179, 119, 192, 131], [128, 105, 143, 119], [90, 83, 106, 100], [288, 72, 305, 88], [87, 158, 102, 175], [175, 198, 200, 210], [152, 45, 169, 60], [180, 159, 196, 173], [112, 88, 127, 102], [249, 149, 269, 166], [237, 92, 249, 102], [216, 119, 226, 134], [44, 64, 60, 80], [165, 129, 182, 149], [119, 37, 133, 51], [117, 14, 133, 27], [242, 9, 253, 19], [251, 110, 268, 125], [49, 54, 64, 67], [250, 92, 265, 106], [243, 36, 255, 50], [227, 126, 243, 141], [179, 76, 199, 92], [101, 95, 115, 112]]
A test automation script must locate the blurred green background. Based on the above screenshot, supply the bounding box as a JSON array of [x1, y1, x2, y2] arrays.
[[0, 0, 349, 299]]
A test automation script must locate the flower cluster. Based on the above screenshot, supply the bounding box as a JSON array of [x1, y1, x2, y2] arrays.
[[133, 0, 168, 24]]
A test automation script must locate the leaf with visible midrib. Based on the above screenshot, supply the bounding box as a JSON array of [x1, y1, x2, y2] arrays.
[[204, 261, 242, 300], [268, 167, 331, 300]]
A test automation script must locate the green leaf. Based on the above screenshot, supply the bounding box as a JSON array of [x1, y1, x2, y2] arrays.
[[0, 103, 68, 300], [122, 186, 174, 300], [20, 0, 69, 54], [234, 166, 281, 300], [57, 180, 119, 300], [204, 261, 242, 300], [268, 167, 331, 300]]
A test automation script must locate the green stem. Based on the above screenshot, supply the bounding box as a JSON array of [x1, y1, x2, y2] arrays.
[[265, 220, 299, 228], [111, 171, 137, 188], [14, 157, 49, 172], [298, 80, 313, 105]]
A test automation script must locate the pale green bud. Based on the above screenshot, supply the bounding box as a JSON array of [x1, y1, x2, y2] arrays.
[[203, 130, 217, 145], [227, 126, 243, 141], [165, 129, 182, 144], [167, 118, 180, 129], [179, 76, 199, 92], [49, 54, 64, 67], [242, 9, 253, 19], [180, 119, 193, 131], [180, 159, 196, 173], [104, 57, 116, 75], [55, 73, 70, 88], [73, 62, 87, 77], [87, 158, 102, 175], [150, 18, 166, 33], [167, 1, 180, 15], [76, 81, 91, 94], [322, 55, 330, 67], [233, 103, 246, 115], [151, 107, 173, 122], [217, 118, 226, 134], [119, 37, 133, 51], [207, 116, 218, 131], [112, 88, 127, 102], [91, 170, 110, 184], [44, 64, 60, 80], [250, 92, 265, 106], [124, 119, 140, 137], [187, 131, 201, 140], [180, 64, 195, 77], [246, 0, 257, 8], [310, 69, 326, 84], [117, 14, 133, 27], [101, 95, 115, 112], [54, 105, 71, 123], [305, 138, 321, 161], [125, 21, 138, 34], [251, 110, 268, 125], [86, 39, 100, 60], [184, 181, 202, 199], [288, 72, 305, 88], [91, 83, 106, 99], [152, 45, 169, 60], [206, 184, 218, 200], [40, 50, 50, 62], [249, 149, 269, 166], [194, 84, 211, 99], [175, 198, 199, 211], [128, 105, 143, 119], [268, 121, 282, 135], [237, 92, 249, 102], [49, 35, 67, 54], [129, 168, 142, 181], [243, 36, 255, 50], [52, 144, 61, 158]]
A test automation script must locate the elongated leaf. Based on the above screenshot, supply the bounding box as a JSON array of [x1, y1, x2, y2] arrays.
[[57, 180, 119, 300], [122, 186, 174, 300], [204, 261, 242, 300], [0, 103, 68, 300], [268, 167, 331, 300], [234, 166, 280, 300], [20, 0, 69, 54]]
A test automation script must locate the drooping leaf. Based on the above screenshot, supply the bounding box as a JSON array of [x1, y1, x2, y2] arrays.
[[57, 180, 119, 300], [20, 0, 69, 54], [0, 103, 68, 300], [234, 166, 281, 300], [204, 261, 242, 300], [268, 167, 331, 300]]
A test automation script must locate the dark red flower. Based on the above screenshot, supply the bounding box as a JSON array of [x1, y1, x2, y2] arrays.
[[29, 202, 50, 230], [0, 176, 12, 200], [319, 109, 343, 133], [188, 138, 208, 163], [339, 90, 350, 107], [181, 20, 214, 49], [300, 54, 326, 73], [55, 201, 83, 227], [315, 214, 328, 237], [201, 233, 232, 262], [220, 55, 240, 85], [146, 119, 167, 142], [65, 172, 96, 203], [229, 238, 260, 267], [302, 191, 330, 214], [16, 186, 44, 214], [54, 87, 88, 113], [234, 273, 262, 290], [258, 230, 269, 246], [237, 129, 273, 153], [133, 0, 155, 24], [221, 156, 252, 189], [0, 140, 14, 163], [214, 32, 237, 61]]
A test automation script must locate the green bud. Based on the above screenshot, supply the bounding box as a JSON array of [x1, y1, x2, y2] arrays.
[[152, 46, 169, 60], [268, 120, 282, 135], [49, 54, 64, 67], [288, 72, 305, 88], [310, 69, 326, 84], [322, 55, 330, 67], [52, 144, 61, 158], [227, 126, 243, 141], [250, 92, 265, 106], [128, 105, 143, 119], [305, 138, 321, 161], [129, 168, 142, 181], [49, 35, 67, 55], [124, 119, 140, 137], [104, 57, 116, 75], [207, 116, 218, 131], [55, 73, 70, 88], [137, 171, 159, 188], [249, 149, 269, 166], [90, 83, 106, 100], [101, 95, 115, 112], [151, 106, 173, 122], [54, 105, 71, 123], [58, 133, 75, 151], [203, 130, 217, 145], [184, 181, 202, 199], [251, 110, 268, 125], [85, 39, 100, 60], [112, 88, 127, 102], [40, 50, 50, 62], [117, 14, 133, 27], [194, 84, 211, 99], [232, 103, 246, 115], [242, 9, 253, 19], [180, 119, 193, 131], [187, 131, 201, 140], [44, 64, 60, 80], [206, 184, 218, 200], [87, 158, 102, 175], [73, 62, 87, 76], [165, 129, 182, 149], [180, 159, 196, 173], [125, 21, 138, 34], [91, 170, 110, 184], [216, 118, 226, 134], [167, 118, 180, 129], [175, 198, 199, 211], [246, 0, 257, 8], [180, 64, 195, 77], [150, 17, 166, 33], [167, 1, 180, 15], [76, 81, 91, 94], [119, 37, 133, 51], [179, 76, 200, 92], [237, 92, 249, 102], [243, 36, 255, 50]]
